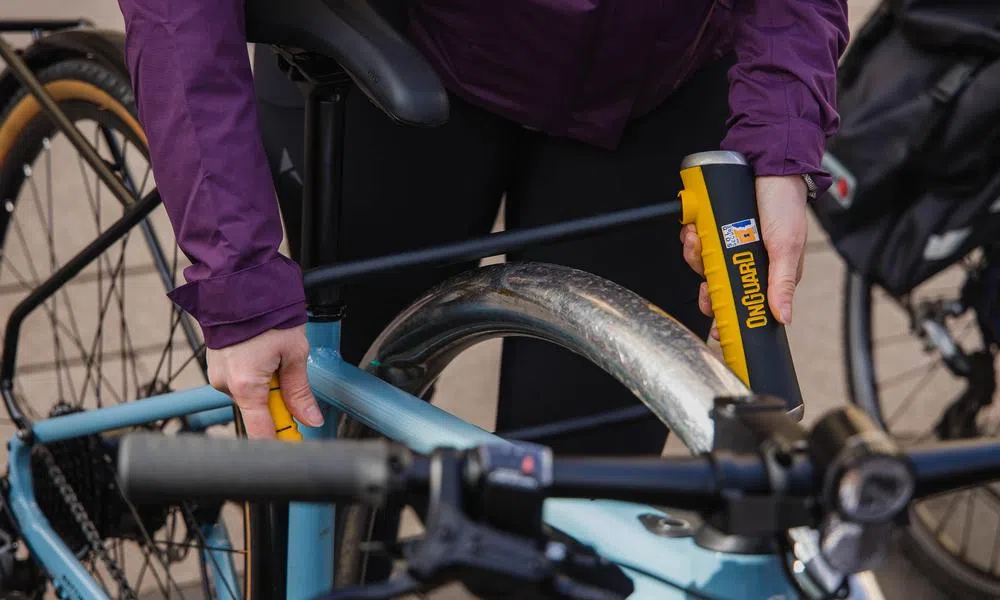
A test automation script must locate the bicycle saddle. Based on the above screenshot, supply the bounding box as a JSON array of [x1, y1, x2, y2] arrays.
[[245, 0, 449, 127]]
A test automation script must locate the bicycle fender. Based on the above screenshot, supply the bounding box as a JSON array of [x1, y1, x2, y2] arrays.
[[0, 28, 129, 114]]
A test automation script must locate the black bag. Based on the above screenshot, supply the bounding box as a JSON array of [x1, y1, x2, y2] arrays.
[[811, 0, 1000, 297]]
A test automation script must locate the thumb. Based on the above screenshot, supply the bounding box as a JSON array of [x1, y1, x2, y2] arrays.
[[767, 246, 798, 325], [278, 355, 324, 428]]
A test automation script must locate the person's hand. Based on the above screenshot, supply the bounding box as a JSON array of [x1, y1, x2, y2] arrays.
[[207, 325, 324, 438], [681, 175, 808, 340]]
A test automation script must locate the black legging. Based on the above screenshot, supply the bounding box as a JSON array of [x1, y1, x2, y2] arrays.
[[252, 47, 731, 457]]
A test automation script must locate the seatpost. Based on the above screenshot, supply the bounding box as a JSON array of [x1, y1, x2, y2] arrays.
[[300, 82, 348, 317]]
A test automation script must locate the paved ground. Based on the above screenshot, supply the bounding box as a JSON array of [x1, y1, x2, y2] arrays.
[[0, 1, 967, 598]]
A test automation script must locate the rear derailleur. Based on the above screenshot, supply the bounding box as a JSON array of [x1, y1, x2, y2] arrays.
[[907, 271, 999, 440]]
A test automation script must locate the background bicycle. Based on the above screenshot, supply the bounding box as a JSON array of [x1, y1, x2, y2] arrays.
[[0, 0, 947, 599], [812, 2, 1000, 599]]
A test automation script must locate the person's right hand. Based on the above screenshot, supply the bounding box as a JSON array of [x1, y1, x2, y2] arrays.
[[207, 325, 324, 438]]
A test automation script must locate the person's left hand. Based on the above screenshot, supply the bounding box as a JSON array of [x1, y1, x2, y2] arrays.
[[680, 174, 808, 340]]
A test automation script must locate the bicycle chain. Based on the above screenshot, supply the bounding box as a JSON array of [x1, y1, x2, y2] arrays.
[[38, 446, 138, 600]]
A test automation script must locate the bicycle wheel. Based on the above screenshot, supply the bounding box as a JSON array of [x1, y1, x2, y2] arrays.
[[333, 261, 745, 588], [0, 57, 252, 598], [845, 252, 1000, 599]]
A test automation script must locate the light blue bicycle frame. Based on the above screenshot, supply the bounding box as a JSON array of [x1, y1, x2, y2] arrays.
[[5, 318, 869, 600]]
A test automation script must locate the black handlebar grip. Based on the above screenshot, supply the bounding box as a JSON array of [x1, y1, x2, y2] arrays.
[[679, 151, 803, 417], [118, 433, 409, 505]]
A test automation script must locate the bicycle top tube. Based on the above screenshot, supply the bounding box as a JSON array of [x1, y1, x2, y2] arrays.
[[301, 202, 681, 291]]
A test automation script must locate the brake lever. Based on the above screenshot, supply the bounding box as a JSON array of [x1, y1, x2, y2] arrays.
[[322, 445, 630, 600], [318, 505, 555, 600], [405, 495, 630, 599], [407, 502, 552, 591]]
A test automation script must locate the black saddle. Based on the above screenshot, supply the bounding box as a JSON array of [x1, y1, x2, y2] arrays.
[[245, 0, 448, 127]]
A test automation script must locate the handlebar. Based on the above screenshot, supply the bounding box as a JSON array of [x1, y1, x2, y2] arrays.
[[118, 426, 997, 515], [119, 435, 411, 505], [116, 402, 1000, 600], [120, 433, 814, 507], [910, 436, 1000, 497]]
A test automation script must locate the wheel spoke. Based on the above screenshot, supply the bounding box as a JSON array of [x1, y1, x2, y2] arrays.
[[94, 137, 105, 408], [108, 234, 145, 400], [33, 146, 73, 408], [13, 379, 36, 421], [991, 512, 1000, 576], [151, 538, 246, 556], [0, 264, 160, 296], [135, 542, 180, 599], [0, 253, 37, 292], [960, 489, 977, 559], [88, 555, 112, 596], [178, 502, 243, 600], [51, 327, 74, 406], [0, 238, 87, 407], [17, 341, 177, 375], [9, 205, 42, 283], [934, 491, 967, 537], [166, 345, 207, 388], [148, 309, 186, 393], [134, 552, 151, 594], [885, 360, 944, 426], [100, 129, 205, 387], [872, 331, 916, 348], [24, 159, 50, 250], [104, 468, 194, 598], [137, 162, 152, 199], [116, 540, 126, 586], [78, 247, 132, 406], [121, 262, 128, 400], [99, 126, 145, 401], [878, 360, 938, 390], [75, 154, 101, 223], [22, 307, 129, 409]]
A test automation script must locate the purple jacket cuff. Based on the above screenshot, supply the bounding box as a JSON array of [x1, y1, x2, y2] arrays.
[[720, 117, 832, 195], [202, 304, 307, 349], [168, 255, 307, 349]]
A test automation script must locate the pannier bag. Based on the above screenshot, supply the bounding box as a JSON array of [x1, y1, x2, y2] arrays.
[[811, 0, 1000, 296]]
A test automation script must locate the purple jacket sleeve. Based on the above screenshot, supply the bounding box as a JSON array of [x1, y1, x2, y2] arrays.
[[720, 0, 849, 192], [118, 0, 306, 349]]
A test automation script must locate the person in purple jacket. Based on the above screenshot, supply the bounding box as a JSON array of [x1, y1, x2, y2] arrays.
[[117, 0, 849, 451]]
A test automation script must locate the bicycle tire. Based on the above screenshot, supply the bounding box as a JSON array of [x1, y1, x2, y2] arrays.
[[844, 270, 1000, 599], [333, 261, 744, 588], [0, 57, 257, 599]]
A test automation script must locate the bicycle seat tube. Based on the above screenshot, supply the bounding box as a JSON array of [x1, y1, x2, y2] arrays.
[[300, 77, 349, 316]]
